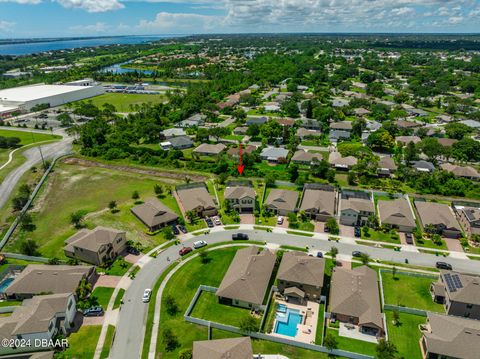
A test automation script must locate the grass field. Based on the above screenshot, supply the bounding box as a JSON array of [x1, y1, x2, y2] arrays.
[[6, 163, 185, 257], [381, 272, 444, 312], [92, 287, 115, 309], [361, 227, 400, 244], [100, 325, 116, 359], [325, 328, 377, 356], [113, 288, 126, 310], [61, 325, 102, 358], [385, 310, 425, 359], [76, 93, 166, 112], [0, 129, 60, 147], [104, 258, 132, 276]]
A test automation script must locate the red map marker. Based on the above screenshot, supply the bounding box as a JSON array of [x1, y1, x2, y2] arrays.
[[237, 143, 244, 175]]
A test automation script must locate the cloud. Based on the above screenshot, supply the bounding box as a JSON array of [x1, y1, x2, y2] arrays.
[[69, 22, 110, 33], [137, 12, 218, 31], [0, 20, 15, 31], [391, 7, 415, 16], [0, 0, 123, 12]]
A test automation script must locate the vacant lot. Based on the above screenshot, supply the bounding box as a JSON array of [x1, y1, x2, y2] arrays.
[[76, 93, 166, 112]]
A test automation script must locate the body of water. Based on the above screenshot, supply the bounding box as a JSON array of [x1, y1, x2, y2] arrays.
[[0, 35, 177, 56], [100, 61, 155, 75]]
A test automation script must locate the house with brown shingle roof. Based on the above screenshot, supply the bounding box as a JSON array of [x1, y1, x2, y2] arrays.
[[329, 266, 385, 337], [224, 186, 256, 213], [216, 246, 276, 309], [420, 312, 480, 359], [330, 121, 353, 132], [5, 265, 96, 300], [395, 135, 421, 145], [440, 163, 480, 181], [340, 198, 375, 226], [131, 197, 179, 232], [414, 201, 461, 238], [226, 145, 256, 159], [437, 138, 458, 147], [193, 337, 252, 359], [264, 189, 298, 216], [64, 226, 127, 265], [377, 156, 397, 177], [176, 185, 217, 218], [430, 271, 480, 319], [295, 127, 322, 140], [291, 150, 322, 165], [328, 152, 358, 169], [378, 198, 416, 232], [193, 143, 226, 156], [277, 251, 325, 302], [299, 186, 337, 222]]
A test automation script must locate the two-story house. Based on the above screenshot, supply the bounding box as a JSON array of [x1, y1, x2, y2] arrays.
[[224, 186, 256, 213], [340, 197, 375, 227]]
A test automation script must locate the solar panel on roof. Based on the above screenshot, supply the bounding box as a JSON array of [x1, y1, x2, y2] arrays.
[[444, 273, 457, 292], [452, 274, 463, 289]]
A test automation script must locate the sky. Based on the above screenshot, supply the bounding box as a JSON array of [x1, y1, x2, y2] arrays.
[[0, 0, 479, 38]]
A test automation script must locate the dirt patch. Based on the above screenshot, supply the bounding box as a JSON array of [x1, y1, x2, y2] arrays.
[[63, 157, 208, 183]]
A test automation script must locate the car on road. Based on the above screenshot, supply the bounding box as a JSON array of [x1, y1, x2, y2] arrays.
[[142, 289, 152, 303], [83, 307, 104, 317], [405, 232, 414, 245], [277, 216, 283, 225], [178, 224, 187, 234], [352, 251, 363, 258], [213, 216, 221, 226], [193, 240, 207, 249], [316, 251, 323, 258], [171, 225, 180, 235], [179, 247, 193, 256], [127, 246, 140, 255], [232, 233, 249, 240], [436, 261, 452, 270], [205, 218, 214, 228], [354, 227, 361, 237]]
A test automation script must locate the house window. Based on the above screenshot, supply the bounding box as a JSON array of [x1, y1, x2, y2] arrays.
[[467, 304, 473, 309], [49, 322, 54, 331], [68, 300, 73, 310], [116, 237, 123, 244]]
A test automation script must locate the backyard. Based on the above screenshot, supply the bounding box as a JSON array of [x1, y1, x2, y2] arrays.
[[385, 310, 425, 359], [324, 327, 377, 356]]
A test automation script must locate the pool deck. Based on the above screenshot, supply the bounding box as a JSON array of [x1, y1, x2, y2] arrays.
[[271, 298, 320, 344]]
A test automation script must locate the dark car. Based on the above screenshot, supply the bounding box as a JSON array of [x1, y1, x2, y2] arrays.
[[127, 246, 140, 256], [179, 247, 193, 256], [205, 218, 214, 228], [83, 307, 104, 317], [405, 233, 414, 245], [316, 251, 323, 258], [232, 233, 249, 240], [352, 251, 363, 258], [436, 261, 452, 270], [171, 226, 180, 235], [354, 227, 361, 238], [324, 226, 330, 233], [178, 225, 187, 234]]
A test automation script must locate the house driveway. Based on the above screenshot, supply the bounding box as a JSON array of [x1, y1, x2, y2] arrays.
[[239, 214, 255, 224], [314, 221, 325, 233], [444, 238, 464, 252], [124, 253, 143, 264], [82, 316, 104, 326], [94, 275, 121, 289], [277, 217, 289, 229], [340, 225, 354, 237]]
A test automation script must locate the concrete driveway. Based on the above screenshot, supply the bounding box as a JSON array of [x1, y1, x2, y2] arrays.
[[444, 238, 464, 253], [239, 214, 255, 224], [340, 225, 354, 237], [314, 221, 325, 233], [94, 275, 121, 289]]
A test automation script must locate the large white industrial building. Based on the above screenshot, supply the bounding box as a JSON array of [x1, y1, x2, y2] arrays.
[[0, 80, 104, 118]]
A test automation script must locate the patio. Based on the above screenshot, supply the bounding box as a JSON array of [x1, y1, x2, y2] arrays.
[[338, 322, 379, 343]]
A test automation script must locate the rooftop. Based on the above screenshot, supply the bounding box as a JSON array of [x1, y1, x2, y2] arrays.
[[0, 84, 97, 102]]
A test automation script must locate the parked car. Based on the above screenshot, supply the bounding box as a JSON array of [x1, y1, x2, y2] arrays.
[[178, 224, 187, 234], [179, 247, 193, 256], [324, 226, 330, 233], [316, 251, 323, 258], [142, 288, 152, 303], [354, 227, 361, 237], [352, 251, 363, 258], [232, 233, 249, 240], [127, 246, 140, 255], [213, 216, 221, 226], [193, 240, 207, 249], [277, 216, 284, 225], [83, 307, 104, 317], [171, 225, 180, 235], [206, 218, 214, 228], [436, 261, 452, 270], [405, 232, 414, 245]]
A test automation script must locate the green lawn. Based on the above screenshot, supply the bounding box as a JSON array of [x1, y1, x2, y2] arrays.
[[415, 237, 448, 250], [113, 288, 125, 310], [223, 135, 244, 142], [315, 304, 325, 344], [104, 258, 132, 276], [0, 129, 61, 146], [61, 325, 102, 358], [325, 328, 377, 356], [385, 310, 425, 359], [100, 325, 116, 359], [91, 287, 115, 309], [75, 93, 166, 112], [381, 272, 444, 312], [0, 300, 21, 307], [290, 220, 314, 232], [190, 291, 260, 328]]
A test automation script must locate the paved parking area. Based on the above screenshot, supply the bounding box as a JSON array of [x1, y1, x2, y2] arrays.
[[340, 225, 354, 237], [239, 213, 255, 224], [94, 275, 121, 288]]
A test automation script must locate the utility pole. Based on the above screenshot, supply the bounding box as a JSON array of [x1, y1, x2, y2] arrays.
[[31, 119, 46, 169]]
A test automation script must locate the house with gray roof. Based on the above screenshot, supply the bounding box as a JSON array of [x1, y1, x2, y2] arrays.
[[224, 186, 256, 213], [160, 128, 186, 139], [378, 198, 416, 232], [297, 119, 321, 130], [415, 201, 461, 238], [246, 117, 268, 126], [193, 337, 252, 359], [165, 136, 194, 150], [411, 160, 435, 173], [175, 114, 206, 128], [299, 186, 336, 222], [264, 189, 298, 216], [176, 185, 217, 218], [340, 198, 375, 226], [329, 266, 384, 337], [330, 121, 353, 132], [216, 246, 276, 309], [193, 143, 226, 156], [5, 265, 96, 300], [0, 293, 76, 356], [131, 197, 179, 232], [295, 127, 322, 140], [277, 251, 325, 302], [64, 226, 127, 265], [329, 130, 351, 143], [420, 312, 480, 359], [259, 147, 289, 163], [459, 119, 480, 129]]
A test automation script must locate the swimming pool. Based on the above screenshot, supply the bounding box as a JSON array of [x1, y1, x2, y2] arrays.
[[274, 308, 303, 337], [0, 278, 14, 293]]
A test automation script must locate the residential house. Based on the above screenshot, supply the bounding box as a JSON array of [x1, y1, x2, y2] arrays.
[[175, 114, 206, 128], [330, 121, 353, 132], [459, 119, 480, 129], [329, 130, 351, 143], [332, 98, 349, 107], [295, 128, 322, 140], [378, 198, 416, 232], [377, 156, 397, 177], [216, 246, 276, 309], [395, 135, 421, 145], [455, 206, 480, 239], [162, 136, 194, 150], [264, 189, 298, 216], [276, 118, 295, 127], [291, 150, 321, 165], [415, 201, 461, 238], [441, 163, 480, 180], [328, 152, 358, 170], [411, 160, 435, 173], [396, 119, 422, 130], [401, 105, 428, 117], [192, 337, 252, 359], [5, 265, 96, 300], [63, 227, 127, 265], [437, 138, 458, 147], [246, 117, 268, 126], [227, 145, 256, 159], [329, 266, 385, 337], [354, 108, 371, 117], [131, 197, 179, 232], [436, 114, 453, 123], [160, 128, 186, 139], [176, 185, 217, 218], [0, 294, 76, 355], [297, 119, 321, 131], [430, 271, 480, 319], [233, 126, 248, 135], [224, 186, 256, 213], [259, 147, 289, 163], [299, 185, 336, 222], [340, 198, 375, 226], [420, 312, 480, 359], [264, 103, 280, 112], [193, 143, 226, 156], [277, 251, 325, 302]]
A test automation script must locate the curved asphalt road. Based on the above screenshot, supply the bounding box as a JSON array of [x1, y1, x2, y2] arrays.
[[110, 229, 480, 359]]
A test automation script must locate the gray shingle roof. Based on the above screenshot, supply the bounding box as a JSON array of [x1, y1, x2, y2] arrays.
[[265, 189, 298, 212], [193, 337, 252, 359], [131, 197, 179, 228], [277, 251, 325, 288], [378, 198, 416, 228], [64, 226, 125, 253]]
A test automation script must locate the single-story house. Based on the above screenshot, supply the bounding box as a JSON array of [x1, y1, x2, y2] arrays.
[[437, 138, 458, 147], [328, 152, 358, 169], [396, 119, 422, 129], [295, 128, 322, 140], [377, 198, 416, 232], [329, 130, 351, 142], [64, 227, 127, 265], [264, 189, 298, 216], [175, 114, 206, 128], [354, 108, 371, 117], [216, 246, 276, 309], [193, 143, 226, 156], [246, 117, 268, 126], [227, 145, 256, 159], [164, 136, 194, 150], [299, 186, 336, 222], [332, 98, 349, 107], [131, 197, 179, 232], [259, 147, 289, 163], [377, 156, 397, 177], [291, 150, 322, 165], [330, 121, 353, 132], [275, 118, 295, 127], [297, 119, 321, 130], [436, 114, 453, 123], [176, 185, 217, 218], [441, 163, 480, 180], [224, 186, 256, 213], [160, 128, 186, 139], [395, 135, 421, 145], [340, 198, 375, 226], [411, 160, 435, 173], [193, 337, 252, 359], [329, 266, 385, 337], [415, 201, 461, 238], [233, 126, 248, 135], [459, 119, 480, 129], [277, 251, 325, 302]]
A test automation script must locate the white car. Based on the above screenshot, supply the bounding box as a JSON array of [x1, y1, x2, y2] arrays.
[[277, 216, 284, 225], [213, 216, 221, 226], [142, 288, 152, 303], [193, 240, 207, 249]]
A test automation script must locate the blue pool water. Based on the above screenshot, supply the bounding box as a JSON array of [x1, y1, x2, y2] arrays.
[[274, 308, 303, 337], [278, 304, 287, 313], [0, 278, 14, 293]]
